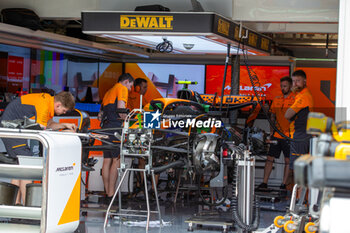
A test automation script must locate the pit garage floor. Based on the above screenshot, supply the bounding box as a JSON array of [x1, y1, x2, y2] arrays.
[[76, 193, 290, 233]]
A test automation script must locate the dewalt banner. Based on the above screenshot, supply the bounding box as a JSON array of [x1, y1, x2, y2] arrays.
[[82, 12, 272, 54], [120, 15, 174, 30]]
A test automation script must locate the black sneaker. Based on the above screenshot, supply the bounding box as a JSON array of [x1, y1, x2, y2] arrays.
[[103, 196, 113, 205], [148, 190, 156, 201], [280, 184, 287, 197], [133, 186, 142, 195], [256, 183, 268, 191]]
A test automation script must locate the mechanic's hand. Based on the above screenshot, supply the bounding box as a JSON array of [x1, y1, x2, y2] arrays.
[[61, 123, 77, 132], [97, 111, 103, 121], [90, 134, 109, 139]]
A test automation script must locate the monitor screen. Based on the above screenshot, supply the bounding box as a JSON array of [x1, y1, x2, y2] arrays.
[[206, 65, 290, 100], [126, 63, 205, 100]]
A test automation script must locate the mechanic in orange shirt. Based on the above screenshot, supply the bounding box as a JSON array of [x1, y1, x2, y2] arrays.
[[128, 78, 148, 111], [285, 70, 314, 170], [100, 73, 134, 203], [1, 91, 76, 204], [127, 78, 156, 196], [256, 76, 295, 191]]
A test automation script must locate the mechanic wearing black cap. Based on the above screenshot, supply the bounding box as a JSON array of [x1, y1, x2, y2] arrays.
[[1, 91, 76, 204]]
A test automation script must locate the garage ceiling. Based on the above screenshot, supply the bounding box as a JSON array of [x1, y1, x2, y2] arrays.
[[0, 0, 340, 59]]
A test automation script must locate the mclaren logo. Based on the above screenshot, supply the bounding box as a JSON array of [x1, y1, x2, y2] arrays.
[[56, 166, 74, 172], [120, 15, 173, 30], [225, 83, 272, 92]]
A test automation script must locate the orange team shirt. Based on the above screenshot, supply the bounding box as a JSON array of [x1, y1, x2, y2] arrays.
[[128, 88, 147, 111], [270, 92, 296, 138], [102, 83, 128, 123], [21, 93, 54, 126], [102, 83, 128, 107], [289, 87, 314, 138]]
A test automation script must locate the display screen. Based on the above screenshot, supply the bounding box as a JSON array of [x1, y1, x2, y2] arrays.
[[126, 63, 205, 101], [0, 44, 30, 93], [67, 60, 99, 102], [31, 50, 67, 94], [206, 65, 290, 100]]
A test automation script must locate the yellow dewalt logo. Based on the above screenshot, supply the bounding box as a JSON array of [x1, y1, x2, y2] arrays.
[[217, 19, 230, 36], [120, 15, 173, 30], [260, 38, 269, 51]]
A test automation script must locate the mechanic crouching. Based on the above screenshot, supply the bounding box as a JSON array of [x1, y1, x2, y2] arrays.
[[0, 91, 77, 205]]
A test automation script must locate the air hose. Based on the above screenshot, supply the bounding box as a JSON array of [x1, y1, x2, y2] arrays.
[[232, 196, 260, 231], [153, 160, 185, 174]]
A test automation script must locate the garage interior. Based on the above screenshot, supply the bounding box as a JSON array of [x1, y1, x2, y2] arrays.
[[0, 0, 348, 233]]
